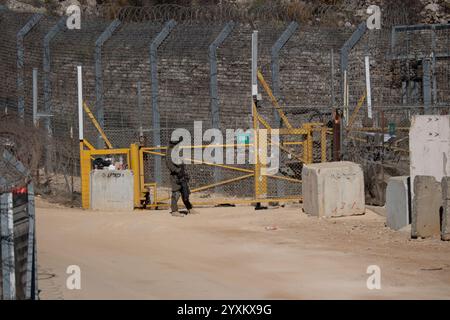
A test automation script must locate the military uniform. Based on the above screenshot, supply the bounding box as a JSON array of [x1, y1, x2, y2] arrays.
[[166, 139, 193, 214]]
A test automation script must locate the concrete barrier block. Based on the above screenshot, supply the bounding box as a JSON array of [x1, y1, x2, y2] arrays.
[[302, 161, 365, 217], [412, 176, 442, 239], [90, 170, 134, 211], [442, 177, 450, 241], [410, 115, 450, 201], [386, 176, 410, 231]]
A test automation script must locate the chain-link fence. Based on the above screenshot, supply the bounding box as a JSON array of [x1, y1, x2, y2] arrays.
[[1, 4, 450, 207]]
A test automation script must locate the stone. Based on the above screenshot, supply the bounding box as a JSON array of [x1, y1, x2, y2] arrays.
[[90, 170, 134, 211], [302, 161, 365, 217], [441, 177, 450, 241], [412, 176, 442, 239], [386, 176, 410, 231]]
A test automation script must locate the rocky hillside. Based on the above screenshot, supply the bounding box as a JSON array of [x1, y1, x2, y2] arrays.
[[2, 0, 450, 25]]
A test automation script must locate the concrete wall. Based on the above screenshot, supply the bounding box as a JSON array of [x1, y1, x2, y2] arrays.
[[90, 170, 134, 211], [410, 115, 450, 197]]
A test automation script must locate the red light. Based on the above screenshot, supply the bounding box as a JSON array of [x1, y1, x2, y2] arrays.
[[12, 187, 27, 194]]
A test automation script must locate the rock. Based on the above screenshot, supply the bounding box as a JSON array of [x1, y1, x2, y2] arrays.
[[425, 3, 441, 12]]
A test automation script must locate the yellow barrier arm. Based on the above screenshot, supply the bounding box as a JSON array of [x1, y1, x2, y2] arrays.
[[257, 70, 293, 129], [83, 101, 113, 149], [346, 92, 366, 131]]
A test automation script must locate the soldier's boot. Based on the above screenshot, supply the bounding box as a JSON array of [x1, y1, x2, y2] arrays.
[[170, 211, 185, 217]]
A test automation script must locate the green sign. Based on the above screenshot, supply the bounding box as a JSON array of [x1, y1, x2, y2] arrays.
[[237, 133, 251, 145]]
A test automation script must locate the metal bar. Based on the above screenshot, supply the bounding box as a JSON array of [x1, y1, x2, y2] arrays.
[[209, 21, 235, 191], [209, 21, 235, 130], [251, 30, 258, 99], [43, 17, 66, 135], [83, 101, 113, 148], [340, 22, 367, 103], [0, 192, 16, 300], [271, 21, 298, 199], [17, 14, 42, 120], [2, 149, 30, 177], [25, 183, 36, 300], [268, 175, 301, 183], [94, 19, 121, 147], [365, 55, 372, 119], [330, 48, 335, 107], [32, 68, 38, 126], [150, 20, 176, 184], [347, 92, 366, 130], [432, 29, 437, 105], [271, 21, 298, 109], [137, 81, 143, 139], [257, 71, 292, 128], [146, 197, 303, 208], [423, 58, 431, 113], [77, 66, 83, 141]]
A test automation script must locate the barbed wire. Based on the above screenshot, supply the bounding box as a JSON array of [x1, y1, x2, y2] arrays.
[[102, 3, 350, 25]]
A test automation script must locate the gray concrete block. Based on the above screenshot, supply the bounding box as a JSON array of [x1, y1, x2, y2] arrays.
[[90, 170, 134, 211], [441, 177, 450, 241], [412, 176, 442, 239], [386, 176, 410, 231], [302, 161, 365, 217]]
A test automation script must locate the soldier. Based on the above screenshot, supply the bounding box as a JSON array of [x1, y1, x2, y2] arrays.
[[165, 136, 197, 217]]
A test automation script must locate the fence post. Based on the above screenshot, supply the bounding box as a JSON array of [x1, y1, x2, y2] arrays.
[[423, 58, 431, 114], [209, 21, 235, 188], [95, 19, 121, 148], [271, 21, 298, 197], [137, 81, 143, 141], [43, 17, 66, 173], [340, 22, 367, 158], [43, 17, 66, 134], [25, 183, 37, 300], [0, 192, 16, 300], [17, 14, 42, 120], [150, 20, 176, 184]]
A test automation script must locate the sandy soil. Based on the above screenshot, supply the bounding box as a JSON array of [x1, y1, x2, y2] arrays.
[[35, 198, 450, 300]]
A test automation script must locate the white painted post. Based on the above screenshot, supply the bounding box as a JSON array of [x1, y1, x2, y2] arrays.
[[77, 66, 83, 141], [365, 55, 373, 119], [251, 30, 258, 104]]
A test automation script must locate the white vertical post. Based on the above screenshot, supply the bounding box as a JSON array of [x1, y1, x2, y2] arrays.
[[365, 55, 372, 119], [343, 70, 348, 126], [251, 30, 258, 101], [77, 66, 83, 141], [32, 68, 38, 127]]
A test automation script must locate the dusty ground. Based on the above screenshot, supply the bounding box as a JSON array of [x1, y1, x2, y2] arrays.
[[35, 198, 450, 300]]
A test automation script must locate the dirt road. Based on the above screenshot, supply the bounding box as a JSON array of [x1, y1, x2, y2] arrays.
[[35, 198, 450, 299]]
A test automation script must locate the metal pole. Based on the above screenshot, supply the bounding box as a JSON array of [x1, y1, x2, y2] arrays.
[[1, 192, 16, 300], [209, 21, 235, 190], [32, 68, 38, 127], [365, 55, 372, 119], [271, 22, 298, 197], [95, 19, 121, 148], [25, 183, 37, 300], [330, 48, 335, 107], [150, 20, 176, 184], [17, 14, 42, 120], [43, 17, 66, 134], [78, 66, 83, 141], [137, 81, 143, 140], [251, 30, 258, 106], [209, 21, 235, 130], [423, 58, 431, 114]]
